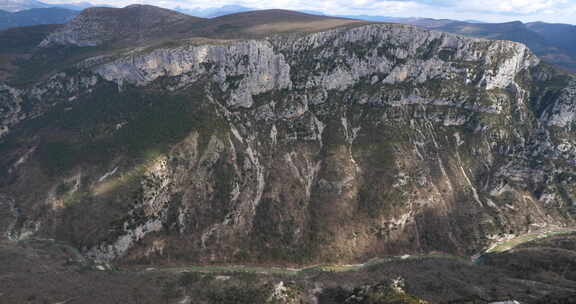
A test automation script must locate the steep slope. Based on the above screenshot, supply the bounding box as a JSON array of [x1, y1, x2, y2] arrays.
[[527, 22, 576, 71], [0, 24, 62, 81], [1, 12, 576, 268], [527, 22, 576, 55], [0, 23, 59, 52], [427, 20, 561, 64], [396, 19, 576, 72], [430, 21, 545, 45], [0, 7, 78, 30]]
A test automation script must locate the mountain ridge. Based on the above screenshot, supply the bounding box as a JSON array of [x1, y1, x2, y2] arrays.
[[1, 6, 576, 303], [150, 4, 576, 72], [361, 17, 576, 72], [39, 4, 205, 47], [0, 7, 78, 30], [4, 3, 575, 74], [39, 7, 364, 49], [0, 0, 50, 12], [2, 8, 575, 264], [0, 0, 97, 12]]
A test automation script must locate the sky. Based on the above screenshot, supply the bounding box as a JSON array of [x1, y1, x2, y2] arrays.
[[42, 0, 576, 24]]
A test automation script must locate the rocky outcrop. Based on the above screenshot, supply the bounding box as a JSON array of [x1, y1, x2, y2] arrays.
[[93, 24, 539, 103], [1, 22, 575, 266], [0, 84, 22, 137], [94, 40, 293, 108], [0, 72, 98, 139], [541, 78, 576, 129]]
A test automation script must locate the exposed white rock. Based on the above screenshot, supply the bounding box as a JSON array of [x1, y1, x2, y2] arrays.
[[3, 21, 572, 266], [85, 157, 173, 261], [484, 41, 539, 90], [94, 40, 292, 108], [543, 78, 576, 128], [267, 281, 300, 304], [97, 167, 118, 183], [0, 84, 23, 138]]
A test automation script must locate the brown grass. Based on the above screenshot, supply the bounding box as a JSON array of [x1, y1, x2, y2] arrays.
[[245, 19, 365, 35]]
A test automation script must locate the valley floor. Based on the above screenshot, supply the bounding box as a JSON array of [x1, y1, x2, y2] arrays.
[[2, 230, 576, 303]]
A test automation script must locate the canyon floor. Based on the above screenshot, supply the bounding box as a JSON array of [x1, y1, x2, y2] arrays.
[[2, 229, 576, 303]]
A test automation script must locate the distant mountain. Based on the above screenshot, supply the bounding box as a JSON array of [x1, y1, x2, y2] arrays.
[[3, 3, 574, 71], [48, 2, 96, 11], [336, 14, 576, 72], [296, 9, 325, 16], [41, 4, 204, 47], [336, 15, 403, 22], [176, 5, 326, 19], [429, 20, 545, 43], [0, 0, 49, 12], [527, 22, 576, 56], [398, 19, 576, 72], [175, 5, 253, 18], [193, 9, 359, 38], [0, 7, 78, 30], [41, 7, 362, 48], [0, 0, 100, 12]]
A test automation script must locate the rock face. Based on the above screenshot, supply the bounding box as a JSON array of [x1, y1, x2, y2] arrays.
[[1, 22, 576, 265], [93, 39, 293, 108]]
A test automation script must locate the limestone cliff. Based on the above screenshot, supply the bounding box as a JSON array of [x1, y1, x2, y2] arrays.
[[1, 22, 575, 266]]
